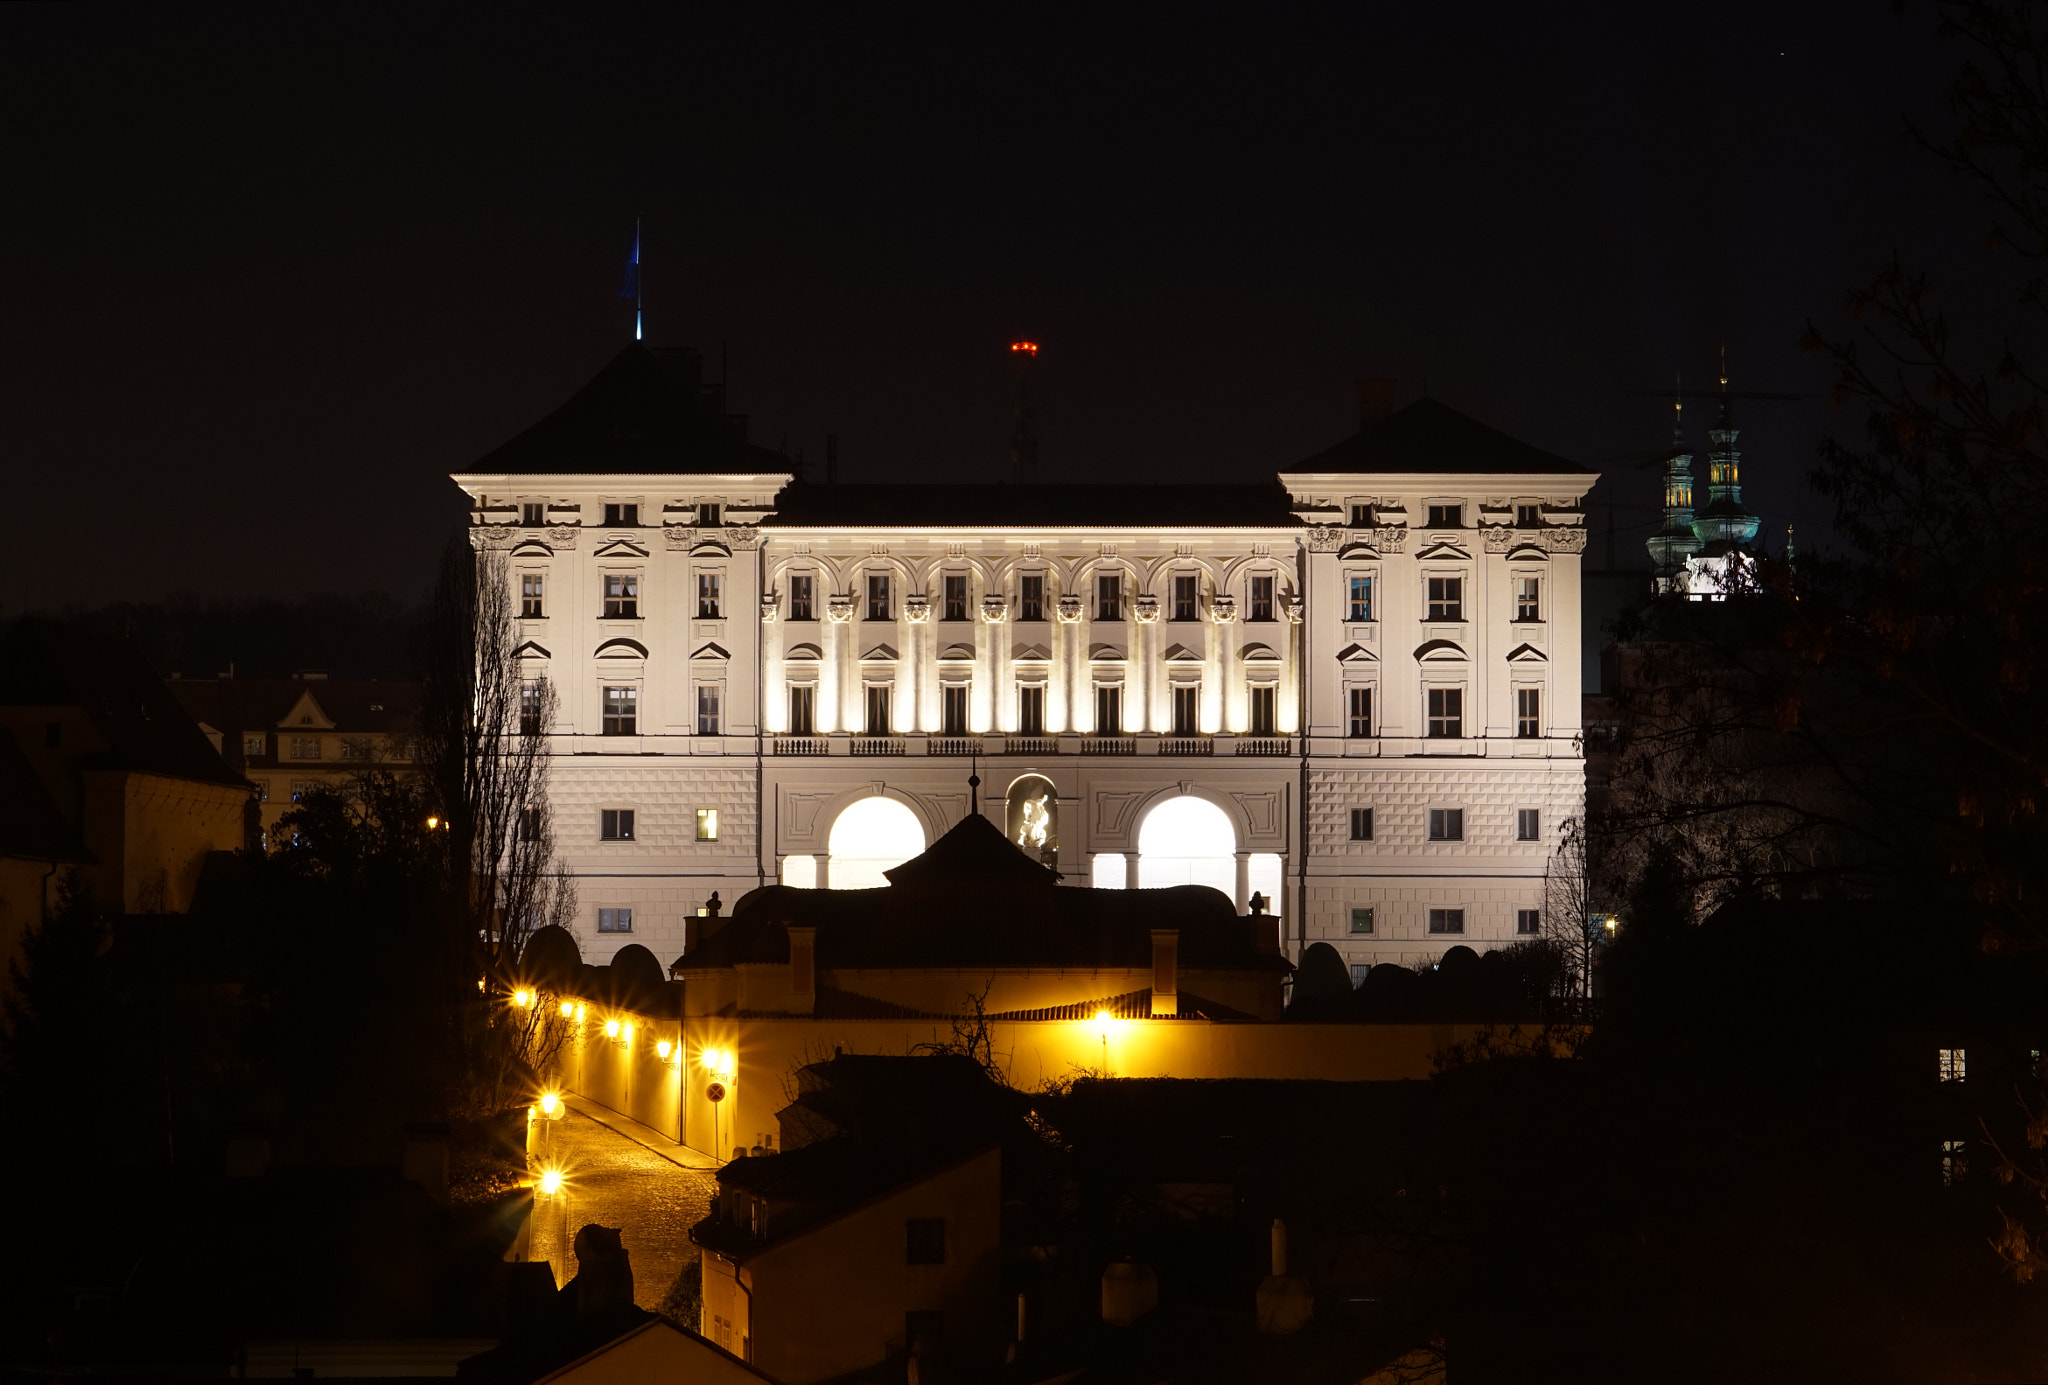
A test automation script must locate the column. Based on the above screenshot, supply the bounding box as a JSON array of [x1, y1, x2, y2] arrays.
[[817, 855, 831, 889], [1125, 853, 1142, 890], [1234, 851, 1251, 913]]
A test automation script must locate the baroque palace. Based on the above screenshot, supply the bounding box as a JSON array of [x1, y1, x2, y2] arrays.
[[452, 344, 1596, 975]]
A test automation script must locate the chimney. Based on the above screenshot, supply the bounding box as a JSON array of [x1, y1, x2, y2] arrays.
[[787, 925, 817, 1013], [1150, 928, 1179, 1017], [1354, 379, 1399, 431], [826, 433, 839, 485]]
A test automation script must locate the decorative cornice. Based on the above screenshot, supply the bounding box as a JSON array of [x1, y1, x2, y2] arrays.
[[981, 595, 1009, 624], [1134, 594, 1160, 623], [1542, 527, 1588, 553], [662, 526, 698, 550], [1210, 594, 1237, 624], [547, 526, 580, 550], [728, 524, 763, 551], [904, 595, 931, 623], [1056, 594, 1084, 624], [470, 524, 520, 551], [1304, 525, 1344, 553]]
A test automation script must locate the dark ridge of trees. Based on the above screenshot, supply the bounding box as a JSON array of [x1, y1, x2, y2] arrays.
[[34, 590, 429, 680]]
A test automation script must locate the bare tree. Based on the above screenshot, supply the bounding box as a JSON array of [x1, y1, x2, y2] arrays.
[[419, 537, 577, 1112], [1542, 817, 1604, 1008]]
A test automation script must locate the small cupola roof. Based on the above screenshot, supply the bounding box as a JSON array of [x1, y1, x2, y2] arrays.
[[883, 812, 1055, 886]]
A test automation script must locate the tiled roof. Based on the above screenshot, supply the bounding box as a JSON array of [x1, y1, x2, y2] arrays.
[[1289, 396, 1590, 475], [465, 345, 791, 476], [0, 727, 91, 863], [745, 985, 1257, 1022], [762, 479, 1302, 528]]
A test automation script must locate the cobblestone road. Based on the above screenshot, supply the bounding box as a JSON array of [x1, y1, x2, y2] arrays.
[[526, 1109, 719, 1310]]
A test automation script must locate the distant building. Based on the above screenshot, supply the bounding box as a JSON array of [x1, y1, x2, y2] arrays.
[[0, 620, 247, 934], [451, 345, 1598, 974], [1647, 378, 1764, 598], [166, 674, 422, 848]]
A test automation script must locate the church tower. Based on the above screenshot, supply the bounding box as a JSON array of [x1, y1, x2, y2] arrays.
[[1690, 355, 1761, 556], [1646, 388, 1702, 586]]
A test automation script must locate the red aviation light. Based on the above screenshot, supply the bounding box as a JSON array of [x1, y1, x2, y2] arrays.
[[1010, 340, 1039, 355]]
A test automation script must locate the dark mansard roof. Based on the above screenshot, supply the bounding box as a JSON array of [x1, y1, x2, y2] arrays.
[[762, 479, 1302, 528], [468, 344, 792, 476], [1289, 396, 1591, 475]]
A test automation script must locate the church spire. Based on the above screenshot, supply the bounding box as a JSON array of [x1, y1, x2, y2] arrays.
[[1647, 373, 1703, 582], [1690, 347, 1761, 555]]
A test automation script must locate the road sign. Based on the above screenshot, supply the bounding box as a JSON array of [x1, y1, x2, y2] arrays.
[[706, 1081, 727, 1103]]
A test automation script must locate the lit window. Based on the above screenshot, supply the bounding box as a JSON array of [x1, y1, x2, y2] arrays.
[[1517, 908, 1541, 935], [864, 685, 891, 735], [254, 780, 270, 802], [1248, 575, 1275, 622], [697, 572, 722, 618], [1094, 684, 1122, 735], [1350, 907, 1375, 934], [602, 572, 639, 619], [521, 572, 545, 617], [943, 574, 969, 621], [602, 502, 639, 526], [1426, 504, 1462, 529], [696, 809, 719, 841], [1096, 573, 1123, 622], [1939, 1048, 1967, 1082], [789, 685, 816, 736], [1428, 809, 1464, 841], [942, 684, 969, 736], [290, 780, 312, 802], [521, 502, 544, 526], [601, 809, 635, 842], [1247, 684, 1277, 735], [1171, 573, 1197, 622], [867, 573, 891, 621], [1019, 574, 1045, 622], [1517, 809, 1540, 841], [1515, 577, 1541, 621], [1171, 684, 1199, 736], [789, 574, 814, 621], [697, 684, 722, 736], [1428, 908, 1465, 934], [1943, 1139, 1968, 1186], [1347, 575, 1373, 622], [1516, 688, 1541, 739], [1348, 687, 1373, 738], [1427, 576, 1463, 620], [602, 685, 637, 735], [906, 1218, 946, 1265], [243, 734, 265, 757], [1349, 808, 1373, 841], [1018, 685, 1046, 736], [1427, 688, 1463, 738], [598, 907, 633, 933]]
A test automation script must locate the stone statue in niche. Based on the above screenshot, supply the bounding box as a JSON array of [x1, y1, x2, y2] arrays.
[[1006, 775, 1059, 875]]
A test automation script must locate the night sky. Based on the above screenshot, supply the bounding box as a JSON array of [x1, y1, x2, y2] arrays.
[[0, 2, 1980, 614]]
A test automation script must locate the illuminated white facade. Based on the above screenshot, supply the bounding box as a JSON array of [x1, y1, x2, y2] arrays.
[[453, 348, 1597, 974]]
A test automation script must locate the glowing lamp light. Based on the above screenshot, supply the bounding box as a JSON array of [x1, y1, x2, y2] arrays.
[[559, 1000, 574, 1018], [604, 1019, 621, 1039], [574, 1004, 587, 1023], [1010, 340, 1038, 355], [512, 988, 534, 1008], [538, 1167, 564, 1196], [538, 1092, 560, 1117], [656, 1040, 672, 1059], [426, 816, 439, 830]]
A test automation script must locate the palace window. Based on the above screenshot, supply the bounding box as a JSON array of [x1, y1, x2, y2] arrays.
[[1171, 573, 1198, 622], [520, 681, 545, 735], [698, 502, 722, 527], [1094, 684, 1122, 735], [788, 685, 815, 736], [864, 685, 891, 735], [1248, 575, 1275, 622], [1426, 503, 1462, 529], [697, 684, 722, 736], [290, 780, 312, 802], [340, 738, 369, 761], [517, 807, 541, 842], [866, 574, 891, 621], [1516, 688, 1541, 738], [601, 809, 636, 842], [1939, 1048, 1967, 1082], [602, 502, 639, 527], [1426, 575, 1463, 620], [1171, 684, 1200, 735], [290, 737, 322, 760], [521, 502, 544, 526], [1018, 685, 1046, 736], [1247, 683, 1277, 735], [1515, 576, 1541, 621], [1349, 503, 1371, 527], [521, 572, 545, 617], [1517, 809, 1540, 841], [941, 684, 969, 735], [597, 907, 633, 933], [243, 734, 266, 756], [1348, 687, 1373, 738], [602, 685, 637, 735], [1428, 907, 1466, 934], [697, 572, 723, 619], [1516, 503, 1541, 528], [1349, 808, 1374, 841], [1019, 574, 1045, 622], [1096, 573, 1122, 621], [943, 574, 969, 621], [788, 574, 814, 621], [602, 572, 639, 619], [1347, 575, 1373, 622], [1517, 908, 1541, 935], [1427, 687, 1463, 738], [697, 809, 719, 841], [1350, 906, 1375, 934], [1428, 809, 1464, 841]]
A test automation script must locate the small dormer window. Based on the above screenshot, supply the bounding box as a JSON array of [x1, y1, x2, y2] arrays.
[[1349, 504, 1371, 527], [1516, 503, 1542, 528], [521, 502, 544, 526], [1426, 504, 1462, 529], [699, 502, 722, 527], [603, 502, 639, 527]]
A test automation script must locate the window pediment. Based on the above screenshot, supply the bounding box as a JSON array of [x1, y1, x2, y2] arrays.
[[1239, 642, 1282, 663], [514, 640, 552, 659], [595, 637, 649, 659], [860, 643, 899, 662], [784, 642, 822, 661], [591, 539, 649, 559], [1414, 638, 1469, 663], [1335, 642, 1379, 663], [1413, 540, 1473, 562], [1162, 642, 1203, 662], [691, 642, 731, 662], [1505, 642, 1549, 663], [1012, 643, 1052, 662], [1089, 643, 1127, 661], [511, 540, 554, 558], [938, 643, 977, 661]]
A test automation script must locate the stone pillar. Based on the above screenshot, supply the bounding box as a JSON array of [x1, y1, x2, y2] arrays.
[[1234, 851, 1251, 913], [1125, 853, 1142, 890], [817, 854, 831, 889]]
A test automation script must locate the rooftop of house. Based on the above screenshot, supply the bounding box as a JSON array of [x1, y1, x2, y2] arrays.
[[464, 344, 791, 476], [679, 813, 1287, 976], [0, 619, 248, 790], [761, 479, 1303, 529], [0, 726, 92, 863], [1285, 396, 1590, 476], [166, 676, 423, 738]]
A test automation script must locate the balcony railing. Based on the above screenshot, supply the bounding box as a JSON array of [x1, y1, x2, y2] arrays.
[[1080, 736, 1137, 755], [1158, 737, 1214, 756], [773, 736, 827, 755], [850, 736, 905, 756], [1234, 737, 1293, 756], [1004, 736, 1058, 756], [928, 737, 985, 756]]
